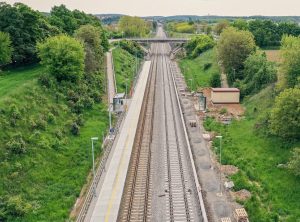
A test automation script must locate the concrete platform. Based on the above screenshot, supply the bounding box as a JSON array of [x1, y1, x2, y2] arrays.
[[89, 61, 151, 222]]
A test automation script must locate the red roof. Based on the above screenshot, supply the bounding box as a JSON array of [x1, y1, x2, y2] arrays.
[[212, 88, 240, 92]]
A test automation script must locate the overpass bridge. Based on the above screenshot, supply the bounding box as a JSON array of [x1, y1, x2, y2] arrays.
[[109, 38, 189, 44]]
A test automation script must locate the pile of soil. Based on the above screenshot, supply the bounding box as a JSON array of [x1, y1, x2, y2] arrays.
[[221, 165, 239, 176], [232, 189, 251, 201]]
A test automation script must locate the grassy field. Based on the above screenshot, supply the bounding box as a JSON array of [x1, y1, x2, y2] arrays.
[[112, 47, 142, 94], [204, 86, 300, 221], [179, 48, 220, 90], [0, 66, 108, 221], [0, 65, 45, 101]]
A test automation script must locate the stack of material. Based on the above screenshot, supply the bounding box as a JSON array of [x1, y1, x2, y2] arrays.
[[234, 208, 249, 222], [221, 217, 232, 222]]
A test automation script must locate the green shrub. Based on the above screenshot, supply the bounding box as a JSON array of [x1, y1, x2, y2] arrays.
[[70, 122, 80, 135], [67, 90, 80, 103], [203, 62, 212, 70], [220, 108, 227, 115], [82, 96, 94, 109], [185, 34, 215, 58], [54, 129, 64, 139], [6, 133, 26, 154], [0, 195, 33, 220], [37, 35, 85, 82], [92, 91, 101, 103], [73, 100, 85, 114], [288, 147, 300, 177], [47, 112, 56, 124], [210, 72, 221, 87], [8, 104, 21, 126], [76, 114, 85, 126], [38, 73, 54, 88], [36, 117, 47, 130], [230, 171, 253, 191]]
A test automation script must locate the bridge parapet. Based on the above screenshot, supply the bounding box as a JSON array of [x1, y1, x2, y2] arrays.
[[109, 38, 189, 44]]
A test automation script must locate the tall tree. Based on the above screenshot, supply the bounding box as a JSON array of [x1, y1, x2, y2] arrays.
[[0, 31, 12, 67], [214, 20, 229, 35], [118, 16, 150, 37], [280, 35, 300, 88], [232, 19, 249, 31], [217, 27, 256, 85], [49, 5, 77, 35], [0, 2, 59, 65], [270, 88, 300, 139], [37, 35, 85, 82], [74, 25, 104, 73], [241, 52, 277, 95]]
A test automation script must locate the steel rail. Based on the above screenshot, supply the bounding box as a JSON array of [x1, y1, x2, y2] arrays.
[[169, 58, 209, 222], [161, 43, 193, 222], [118, 43, 158, 222]]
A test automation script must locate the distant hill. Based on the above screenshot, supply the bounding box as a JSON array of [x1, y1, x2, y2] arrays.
[[97, 14, 300, 24]]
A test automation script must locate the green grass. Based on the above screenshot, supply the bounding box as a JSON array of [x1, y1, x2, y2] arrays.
[[204, 86, 300, 221], [112, 47, 141, 94], [179, 48, 220, 90], [0, 65, 45, 102], [0, 66, 108, 221], [168, 32, 198, 38]]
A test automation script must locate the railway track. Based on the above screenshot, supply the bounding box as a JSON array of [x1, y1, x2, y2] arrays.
[[119, 27, 207, 222], [161, 44, 194, 222], [118, 43, 159, 222]]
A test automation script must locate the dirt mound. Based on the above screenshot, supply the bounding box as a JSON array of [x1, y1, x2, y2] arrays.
[[232, 189, 251, 201], [221, 165, 239, 176]]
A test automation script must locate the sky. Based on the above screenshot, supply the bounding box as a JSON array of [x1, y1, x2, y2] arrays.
[[5, 0, 300, 16]]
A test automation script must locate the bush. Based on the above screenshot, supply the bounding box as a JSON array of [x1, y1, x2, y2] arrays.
[[185, 34, 215, 58], [38, 73, 54, 88], [72, 100, 85, 114], [0, 195, 32, 218], [36, 117, 47, 130], [270, 88, 300, 139], [82, 96, 94, 109], [76, 114, 85, 126], [242, 52, 277, 96], [9, 104, 21, 120], [210, 72, 221, 87], [220, 108, 227, 115], [37, 35, 85, 82], [47, 112, 56, 123], [288, 147, 300, 177], [203, 62, 212, 70], [70, 122, 80, 135], [6, 133, 26, 154]]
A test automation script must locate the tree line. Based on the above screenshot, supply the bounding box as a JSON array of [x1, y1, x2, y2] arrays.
[[216, 27, 300, 175], [118, 15, 152, 37], [0, 3, 108, 67]]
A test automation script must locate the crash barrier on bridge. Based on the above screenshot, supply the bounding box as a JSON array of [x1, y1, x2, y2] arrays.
[[76, 111, 125, 222], [109, 38, 189, 44]]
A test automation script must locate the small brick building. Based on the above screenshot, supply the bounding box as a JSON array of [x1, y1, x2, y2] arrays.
[[211, 88, 240, 104]]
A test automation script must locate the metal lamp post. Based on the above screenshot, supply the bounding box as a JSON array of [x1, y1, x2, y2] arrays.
[[91, 137, 98, 197], [216, 135, 222, 196]]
